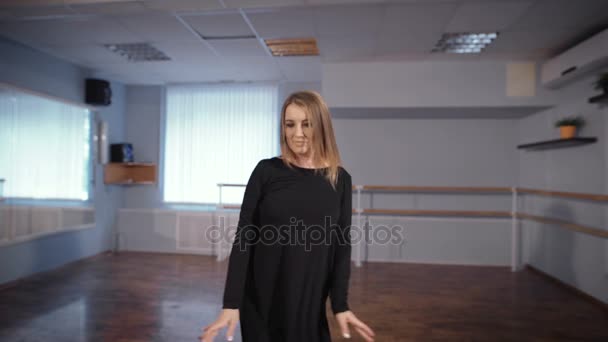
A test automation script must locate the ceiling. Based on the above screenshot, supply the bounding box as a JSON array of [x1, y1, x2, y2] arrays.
[[0, 0, 607, 85]]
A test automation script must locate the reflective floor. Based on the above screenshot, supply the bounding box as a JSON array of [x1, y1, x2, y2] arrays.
[[0, 252, 607, 341]]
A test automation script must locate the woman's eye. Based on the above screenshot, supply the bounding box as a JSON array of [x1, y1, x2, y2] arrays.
[[284, 123, 310, 128]]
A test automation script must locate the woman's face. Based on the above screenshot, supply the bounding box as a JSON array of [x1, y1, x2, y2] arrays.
[[284, 103, 313, 158]]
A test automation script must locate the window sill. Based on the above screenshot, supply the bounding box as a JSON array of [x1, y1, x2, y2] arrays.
[[118, 204, 244, 214], [0, 223, 95, 248], [1, 198, 93, 209]]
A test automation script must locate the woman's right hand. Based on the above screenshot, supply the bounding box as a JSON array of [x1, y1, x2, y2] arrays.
[[200, 309, 240, 342]]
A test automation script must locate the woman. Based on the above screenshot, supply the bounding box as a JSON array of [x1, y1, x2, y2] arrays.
[[201, 91, 375, 342]]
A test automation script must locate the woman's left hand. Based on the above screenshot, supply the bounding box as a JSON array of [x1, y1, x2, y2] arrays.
[[335, 310, 375, 341]]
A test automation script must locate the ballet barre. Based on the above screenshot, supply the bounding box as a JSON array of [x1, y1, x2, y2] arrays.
[[217, 183, 608, 271]]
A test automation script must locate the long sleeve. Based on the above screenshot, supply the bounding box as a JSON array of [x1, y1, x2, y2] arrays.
[[329, 169, 352, 314], [222, 159, 267, 309]]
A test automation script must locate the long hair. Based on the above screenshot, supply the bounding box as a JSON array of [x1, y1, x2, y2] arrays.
[[279, 91, 342, 190]]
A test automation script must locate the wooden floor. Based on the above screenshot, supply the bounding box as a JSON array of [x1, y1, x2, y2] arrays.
[[0, 252, 607, 342]]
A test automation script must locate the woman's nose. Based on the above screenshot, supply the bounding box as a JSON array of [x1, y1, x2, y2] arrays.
[[295, 125, 305, 136]]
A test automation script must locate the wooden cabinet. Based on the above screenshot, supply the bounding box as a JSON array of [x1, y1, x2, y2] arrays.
[[104, 163, 157, 185]]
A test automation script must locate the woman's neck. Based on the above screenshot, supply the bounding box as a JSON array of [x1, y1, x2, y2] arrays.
[[280, 154, 318, 168], [294, 156, 315, 168], [287, 154, 328, 169]]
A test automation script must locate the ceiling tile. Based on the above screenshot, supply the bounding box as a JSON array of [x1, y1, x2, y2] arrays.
[[152, 41, 217, 63], [3, 0, 605, 83], [111, 12, 198, 43], [223, 0, 305, 9], [42, 44, 128, 67], [0, 17, 141, 47], [483, 29, 583, 55], [445, 1, 534, 32], [308, 0, 384, 4], [143, 0, 223, 12], [68, 2, 148, 15], [208, 38, 268, 57], [374, 31, 441, 57], [511, 0, 608, 30], [380, 2, 458, 36], [0, 0, 64, 6], [245, 7, 316, 39], [3, 4, 77, 19], [317, 33, 376, 62], [314, 4, 384, 37], [181, 11, 253, 37]]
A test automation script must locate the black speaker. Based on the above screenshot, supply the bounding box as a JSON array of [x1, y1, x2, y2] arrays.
[[85, 78, 112, 106], [110, 143, 134, 163]]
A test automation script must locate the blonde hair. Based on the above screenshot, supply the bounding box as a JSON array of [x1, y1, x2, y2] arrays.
[[279, 90, 342, 190]]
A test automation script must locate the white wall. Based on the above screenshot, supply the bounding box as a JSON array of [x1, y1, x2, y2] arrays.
[[322, 61, 558, 108], [518, 72, 608, 304], [333, 117, 517, 265], [123, 85, 164, 209]]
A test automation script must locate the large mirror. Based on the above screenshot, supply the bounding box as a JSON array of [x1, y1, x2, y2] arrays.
[[0, 83, 95, 245]]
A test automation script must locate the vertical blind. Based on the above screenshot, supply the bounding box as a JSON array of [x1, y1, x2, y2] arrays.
[[163, 83, 279, 204], [0, 87, 91, 200]]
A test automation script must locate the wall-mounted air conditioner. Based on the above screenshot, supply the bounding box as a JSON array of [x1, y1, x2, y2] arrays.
[[541, 28, 608, 89]]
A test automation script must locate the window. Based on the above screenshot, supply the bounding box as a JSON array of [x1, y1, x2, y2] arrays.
[[0, 85, 92, 201], [163, 83, 279, 205]]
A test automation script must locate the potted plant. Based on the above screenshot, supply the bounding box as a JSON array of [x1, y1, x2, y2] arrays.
[[593, 72, 608, 94], [554, 116, 585, 139]]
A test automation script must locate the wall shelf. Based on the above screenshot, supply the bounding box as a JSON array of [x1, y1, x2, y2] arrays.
[[104, 163, 157, 185], [517, 137, 597, 151], [588, 93, 608, 104]]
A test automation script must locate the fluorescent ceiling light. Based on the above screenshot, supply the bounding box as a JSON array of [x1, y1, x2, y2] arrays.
[[104, 43, 171, 62], [264, 38, 319, 57], [432, 32, 499, 54]]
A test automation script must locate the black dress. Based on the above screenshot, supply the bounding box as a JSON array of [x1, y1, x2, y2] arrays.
[[222, 156, 352, 342]]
